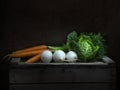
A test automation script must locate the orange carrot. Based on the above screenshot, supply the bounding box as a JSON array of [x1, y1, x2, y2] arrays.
[[10, 50, 45, 58], [12, 45, 47, 54], [25, 54, 41, 63]]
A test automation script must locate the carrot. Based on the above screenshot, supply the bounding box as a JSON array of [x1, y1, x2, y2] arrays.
[[10, 50, 45, 58], [12, 45, 47, 54], [25, 54, 41, 63]]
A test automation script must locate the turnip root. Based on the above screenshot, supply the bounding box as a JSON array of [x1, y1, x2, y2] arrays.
[[53, 50, 66, 62]]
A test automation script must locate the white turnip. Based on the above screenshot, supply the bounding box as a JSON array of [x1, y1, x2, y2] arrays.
[[66, 51, 78, 60], [53, 50, 66, 62], [41, 50, 52, 63]]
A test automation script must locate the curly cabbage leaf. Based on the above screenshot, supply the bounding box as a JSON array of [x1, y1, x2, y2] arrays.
[[67, 31, 106, 62]]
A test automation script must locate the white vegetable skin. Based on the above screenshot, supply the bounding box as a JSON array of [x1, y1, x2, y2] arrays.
[[53, 50, 66, 62], [41, 50, 53, 63], [66, 51, 78, 60]]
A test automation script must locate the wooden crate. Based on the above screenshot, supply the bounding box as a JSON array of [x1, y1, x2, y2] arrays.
[[9, 56, 116, 90]]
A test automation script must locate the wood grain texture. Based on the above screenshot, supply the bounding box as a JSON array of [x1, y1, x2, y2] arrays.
[[9, 57, 116, 90]]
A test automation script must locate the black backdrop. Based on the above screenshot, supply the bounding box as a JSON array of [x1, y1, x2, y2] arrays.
[[1, 0, 120, 90]]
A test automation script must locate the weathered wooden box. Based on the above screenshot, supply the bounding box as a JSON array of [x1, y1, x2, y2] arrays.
[[9, 56, 116, 90]]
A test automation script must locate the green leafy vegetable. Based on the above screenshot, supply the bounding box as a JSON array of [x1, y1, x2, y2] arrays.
[[67, 31, 106, 62], [89, 33, 106, 60], [48, 44, 68, 52]]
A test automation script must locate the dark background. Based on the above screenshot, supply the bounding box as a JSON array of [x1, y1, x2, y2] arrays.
[[0, 0, 120, 90]]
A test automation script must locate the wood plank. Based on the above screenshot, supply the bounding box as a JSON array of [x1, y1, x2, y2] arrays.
[[10, 83, 114, 90], [9, 68, 115, 83]]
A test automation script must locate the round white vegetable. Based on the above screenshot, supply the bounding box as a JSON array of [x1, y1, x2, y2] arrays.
[[66, 51, 78, 60], [41, 50, 53, 63], [53, 50, 66, 62]]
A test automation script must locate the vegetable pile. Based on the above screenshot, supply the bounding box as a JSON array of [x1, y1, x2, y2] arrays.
[[48, 31, 106, 62], [9, 31, 106, 63]]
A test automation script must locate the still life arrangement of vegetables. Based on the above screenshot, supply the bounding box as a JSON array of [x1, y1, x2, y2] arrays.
[[9, 31, 106, 63]]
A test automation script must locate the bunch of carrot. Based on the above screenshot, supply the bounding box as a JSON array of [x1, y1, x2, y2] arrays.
[[9, 45, 49, 63]]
